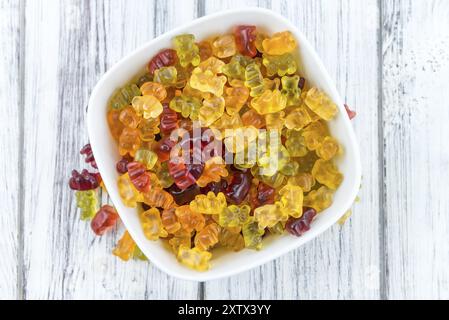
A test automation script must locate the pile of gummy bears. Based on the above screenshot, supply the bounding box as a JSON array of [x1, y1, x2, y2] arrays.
[[70, 25, 356, 271]]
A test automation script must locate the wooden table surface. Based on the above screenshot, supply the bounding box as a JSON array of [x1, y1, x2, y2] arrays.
[[1, 0, 448, 300]]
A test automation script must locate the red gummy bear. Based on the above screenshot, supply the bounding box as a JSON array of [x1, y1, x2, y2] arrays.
[[224, 172, 251, 205], [168, 160, 197, 190], [116, 155, 133, 174], [127, 161, 151, 193], [91, 205, 119, 236], [147, 49, 178, 75], [234, 25, 257, 57], [80, 143, 97, 169], [286, 207, 317, 237], [160, 104, 179, 135], [69, 169, 101, 191], [154, 136, 177, 163]]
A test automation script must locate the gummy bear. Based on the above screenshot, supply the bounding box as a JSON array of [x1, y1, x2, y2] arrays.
[[197, 56, 226, 74], [262, 31, 297, 55], [199, 95, 225, 127], [190, 67, 227, 97], [278, 185, 304, 218], [154, 66, 178, 87], [285, 130, 308, 157], [140, 81, 167, 101], [224, 85, 249, 116], [109, 84, 141, 110], [169, 229, 192, 253], [173, 34, 200, 67], [301, 121, 329, 151], [251, 89, 287, 115], [211, 113, 243, 134], [198, 40, 213, 61], [143, 187, 175, 210], [254, 201, 288, 229], [127, 161, 152, 193], [288, 172, 316, 193], [161, 208, 181, 234], [281, 75, 302, 106], [167, 183, 200, 206], [177, 245, 212, 271], [234, 25, 257, 57], [219, 204, 251, 228], [242, 217, 265, 250], [212, 35, 237, 58], [159, 104, 178, 135], [241, 109, 265, 129], [168, 160, 197, 190], [244, 63, 265, 97], [119, 127, 141, 157], [263, 53, 297, 77], [249, 182, 276, 209], [280, 160, 300, 177], [75, 190, 98, 220], [91, 205, 119, 236], [265, 111, 286, 130], [116, 155, 133, 174], [175, 205, 205, 232], [117, 173, 144, 208], [138, 117, 160, 141], [303, 186, 334, 212], [285, 106, 312, 131], [190, 192, 227, 215], [222, 55, 252, 81], [107, 109, 125, 140], [154, 161, 175, 188], [286, 207, 317, 237], [113, 230, 136, 261], [196, 157, 229, 188], [80, 143, 97, 169], [132, 95, 163, 119], [224, 172, 251, 205], [153, 135, 177, 162], [312, 159, 343, 190], [304, 88, 338, 121], [256, 170, 286, 189], [119, 106, 141, 129], [69, 169, 101, 191], [140, 207, 168, 240], [316, 136, 340, 160], [169, 94, 202, 120], [219, 228, 245, 252], [194, 222, 220, 251], [147, 49, 178, 75]]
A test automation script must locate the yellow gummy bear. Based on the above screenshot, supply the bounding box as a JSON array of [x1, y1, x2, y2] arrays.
[[219, 204, 251, 228], [279, 185, 304, 218], [190, 192, 227, 215], [254, 201, 289, 229], [177, 245, 212, 271], [285, 106, 313, 131], [212, 35, 237, 58], [140, 207, 168, 240], [265, 111, 286, 131], [198, 56, 226, 74], [224, 85, 249, 116], [316, 136, 341, 160], [199, 95, 225, 126], [288, 173, 316, 193], [304, 88, 338, 121], [189, 68, 227, 96], [112, 230, 136, 261], [251, 90, 287, 115], [117, 173, 143, 208], [242, 217, 265, 250], [301, 121, 329, 151], [304, 186, 334, 213], [219, 228, 245, 252], [312, 159, 343, 190], [262, 31, 297, 55], [131, 95, 163, 119]]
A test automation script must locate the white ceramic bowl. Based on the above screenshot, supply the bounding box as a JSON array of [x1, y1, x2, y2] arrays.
[[88, 8, 362, 281]]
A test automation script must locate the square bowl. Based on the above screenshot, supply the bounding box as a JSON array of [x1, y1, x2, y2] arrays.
[[87, 8, 362, 281]]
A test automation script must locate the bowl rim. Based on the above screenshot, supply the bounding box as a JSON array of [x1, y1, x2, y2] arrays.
[[88, 7, 362, 281]]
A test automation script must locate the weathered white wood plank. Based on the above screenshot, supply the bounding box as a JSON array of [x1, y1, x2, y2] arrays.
[[23, 0, 199, 299], [382, 0, 449, 299], [203, 0, 381, 299], [0, 0, 21, 300]]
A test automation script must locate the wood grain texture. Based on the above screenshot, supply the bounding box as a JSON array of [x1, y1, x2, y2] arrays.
[[22, 0, 199, 299], [382, 0, 449, 299], [201, 0, 381, 300], [0, 0, 21, 300]]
